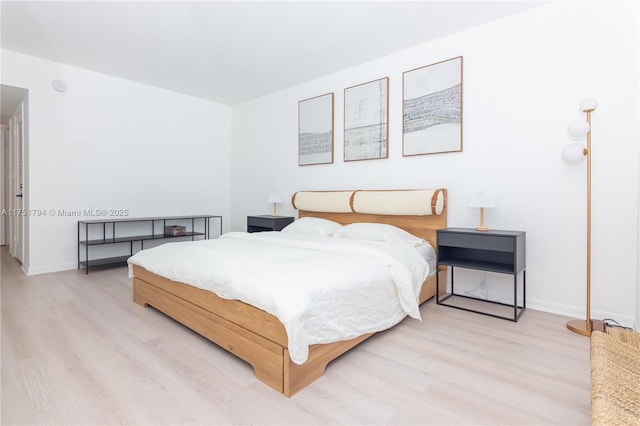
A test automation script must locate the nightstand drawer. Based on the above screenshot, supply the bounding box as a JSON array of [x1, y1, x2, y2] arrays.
[[249, 216, 278, 228], [438, 232, 513, 252], [247, 215, 294, 232]]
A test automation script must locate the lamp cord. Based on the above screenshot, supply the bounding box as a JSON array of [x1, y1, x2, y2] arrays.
[[602, 318, 634, 331]]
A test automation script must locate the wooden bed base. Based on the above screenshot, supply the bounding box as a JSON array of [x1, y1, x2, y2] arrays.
[[132, 195, 447, 397], [133, 265, 445, 397]]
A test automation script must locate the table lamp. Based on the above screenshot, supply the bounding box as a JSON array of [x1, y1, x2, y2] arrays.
[[268, 193, 283, 217], [469, 191, 496, 232]]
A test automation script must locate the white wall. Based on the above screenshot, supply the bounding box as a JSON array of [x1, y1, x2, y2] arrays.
[[1, 50, 232, 274], [231, 2, 640, 326]]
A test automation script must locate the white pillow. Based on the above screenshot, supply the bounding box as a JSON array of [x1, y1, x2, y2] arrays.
[[332, 222, 425, 247], [280, 217, 343, 236]]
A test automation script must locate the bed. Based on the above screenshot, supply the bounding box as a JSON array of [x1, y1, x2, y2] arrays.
[[129, 189, 447, 396]]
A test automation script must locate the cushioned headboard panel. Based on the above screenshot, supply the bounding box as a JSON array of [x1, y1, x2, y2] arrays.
[[291, 191, 354, 213], [292, 189, 445, 216], [352, 189, 444, 216]]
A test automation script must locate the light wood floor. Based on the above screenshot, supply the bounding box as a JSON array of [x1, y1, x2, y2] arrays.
[[1, 247, 591, 425]]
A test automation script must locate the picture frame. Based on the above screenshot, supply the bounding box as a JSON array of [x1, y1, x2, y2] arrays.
[[403, 56, 463, 156], [344, 77, 389, 161], [298, 93, 334, 166]]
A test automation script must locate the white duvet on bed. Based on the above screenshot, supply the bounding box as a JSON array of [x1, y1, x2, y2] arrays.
[[127, 231, 432, 364]]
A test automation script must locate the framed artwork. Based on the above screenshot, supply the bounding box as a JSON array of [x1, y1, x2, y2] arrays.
[[403, 56, 463, 156], [344, 77, 389, 161], [298, 93, 334, 166]]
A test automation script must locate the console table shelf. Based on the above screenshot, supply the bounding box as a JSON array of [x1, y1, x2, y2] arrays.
[[435, 258, 516, 274], [78, 215, 222, 274], [79, 255, 131, 269], [82, 231, 206, 246]]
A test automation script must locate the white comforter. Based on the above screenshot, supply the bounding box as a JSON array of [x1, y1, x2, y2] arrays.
[[128, 232, 431, 364]]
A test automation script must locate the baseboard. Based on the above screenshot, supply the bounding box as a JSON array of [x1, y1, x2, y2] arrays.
[[528, 298, 636, 330], [24, 262, 78, 276]]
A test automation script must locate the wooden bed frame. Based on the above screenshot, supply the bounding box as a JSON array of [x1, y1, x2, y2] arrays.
[[132, 194, 447, 397]]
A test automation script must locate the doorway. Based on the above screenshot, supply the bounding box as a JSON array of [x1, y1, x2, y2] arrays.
[[1, 84, 29, 267]]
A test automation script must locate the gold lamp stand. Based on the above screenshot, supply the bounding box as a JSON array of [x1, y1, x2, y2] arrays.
[[564, 99, 597, 336]]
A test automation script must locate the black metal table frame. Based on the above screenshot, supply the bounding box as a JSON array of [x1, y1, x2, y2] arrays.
[[436, 265, 526, 322]]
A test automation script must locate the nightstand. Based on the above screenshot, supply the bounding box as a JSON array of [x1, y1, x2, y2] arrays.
[[247, 215, 294, 233], [436, 227, 526, 322]]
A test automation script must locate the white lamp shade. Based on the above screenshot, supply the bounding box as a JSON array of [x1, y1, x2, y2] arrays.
[[469, 191, 496, 208], [561, 143, 586, 164], [579, 97, 598, 112], [267, 192, 283, 204], [568, 120, 590, 138]]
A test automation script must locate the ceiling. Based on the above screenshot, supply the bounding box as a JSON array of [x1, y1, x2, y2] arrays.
[[1, 1, 543, 107]]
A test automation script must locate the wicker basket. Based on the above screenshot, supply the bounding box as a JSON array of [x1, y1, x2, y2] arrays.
[[590, 327, 640, 425]]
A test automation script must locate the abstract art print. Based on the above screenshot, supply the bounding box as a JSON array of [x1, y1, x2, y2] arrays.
[[344, 77, 389, 161], [403, 56, 463, 156], [298, 93, 334, 166]]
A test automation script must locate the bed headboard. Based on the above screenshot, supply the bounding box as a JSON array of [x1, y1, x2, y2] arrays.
[[292, 189, 447, 249]]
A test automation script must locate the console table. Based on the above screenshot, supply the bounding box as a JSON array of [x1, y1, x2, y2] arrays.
[[78, 215, 222, 274], [436, 227, 526, 321]]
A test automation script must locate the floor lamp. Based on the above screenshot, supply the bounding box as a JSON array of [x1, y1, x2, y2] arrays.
[[562, 97, 598, 336]]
